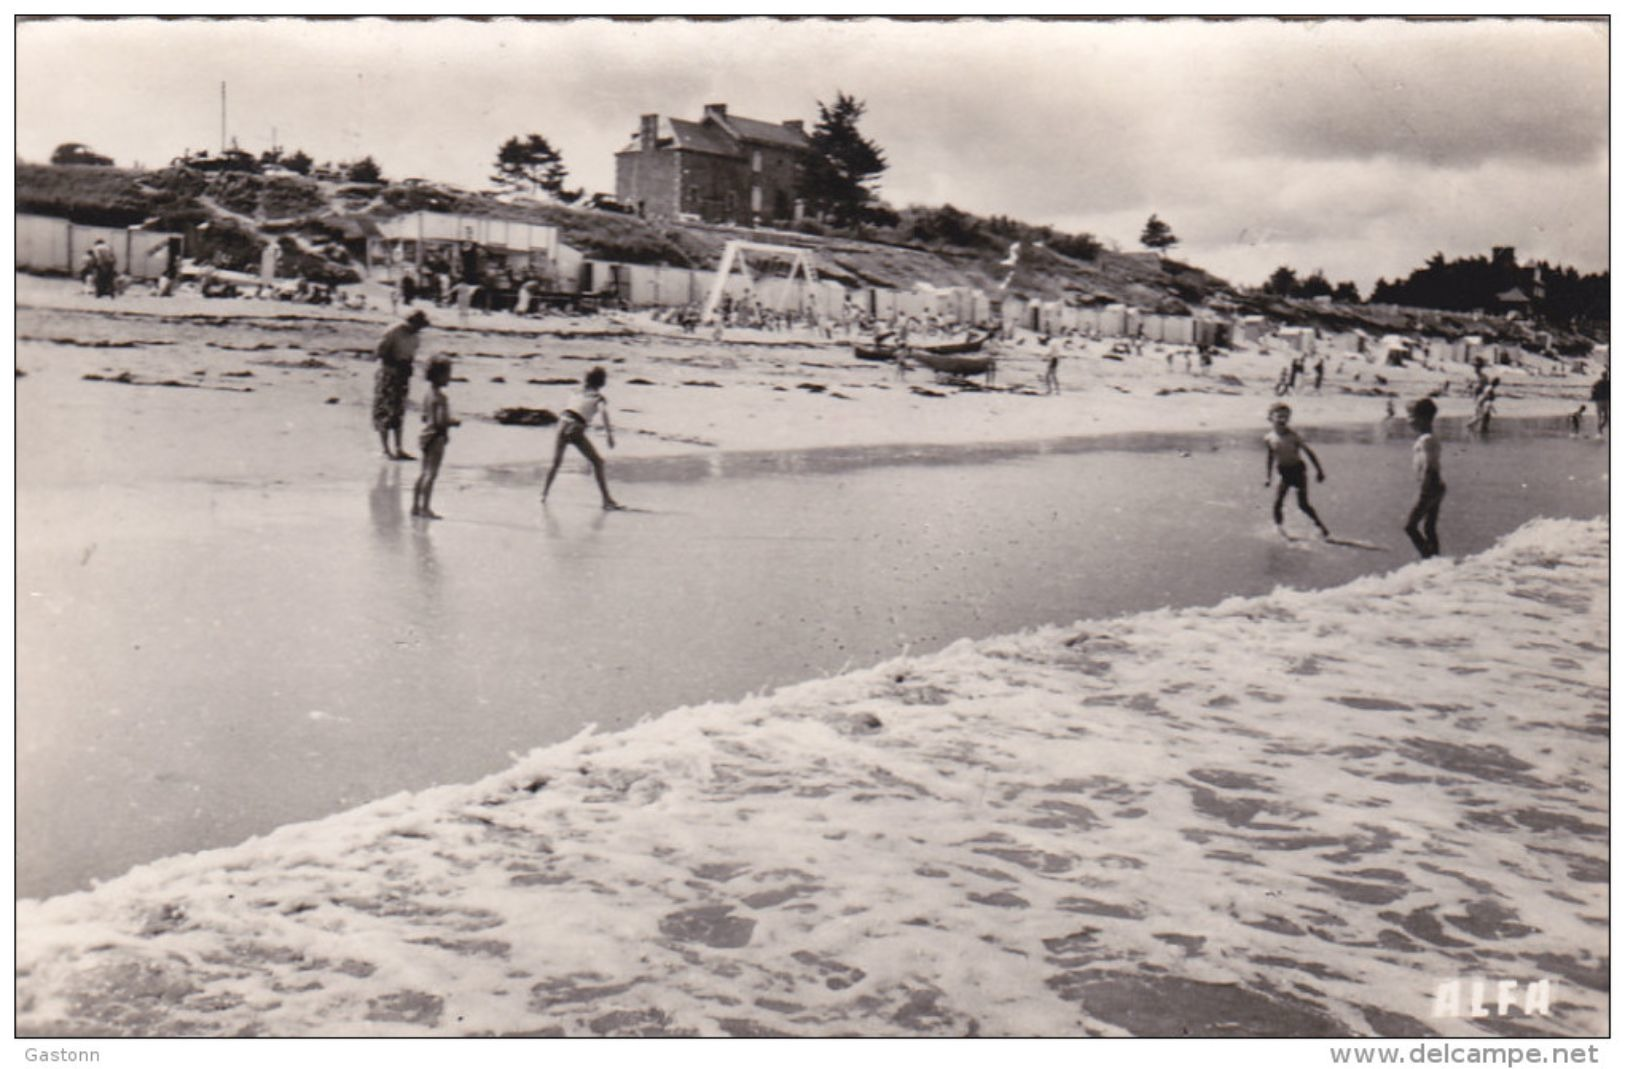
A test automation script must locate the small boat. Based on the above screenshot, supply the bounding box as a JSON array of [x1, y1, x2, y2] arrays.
[[917, 333, 989, 356], [853, 332, 988, 363], [913, 349, 996, 377]]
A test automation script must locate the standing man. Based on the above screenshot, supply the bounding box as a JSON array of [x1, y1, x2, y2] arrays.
[[459, 240, 483, 312], [148, 236, 182, 296], [372, 310, 431, 460], [1590, 367, 1609, 435], [90, 239, 118, 298]]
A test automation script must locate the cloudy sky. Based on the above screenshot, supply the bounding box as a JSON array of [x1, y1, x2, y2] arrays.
[[16, 16, 1607, 292]]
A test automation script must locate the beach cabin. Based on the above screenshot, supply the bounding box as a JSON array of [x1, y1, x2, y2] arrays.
[[1455, 335, 1488, 366], [1234, 316, 1272, 346], [1192, 318, 1232, 349], [1324, 330, 1367, 356], [372, 211, 565, 290], [1160, 316, 1196, 345], [16, 213, 177, 280], [1377, 334, 1416, 366], [1276, 326, 1315, 353]]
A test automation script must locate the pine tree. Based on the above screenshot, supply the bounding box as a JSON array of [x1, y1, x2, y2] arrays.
[[1266, 265, 1298, 296], [346, 156, 383, 183], [797, 93, 888, 228], [492, 134, 570, 199], [1139, 214, 1178, 256]]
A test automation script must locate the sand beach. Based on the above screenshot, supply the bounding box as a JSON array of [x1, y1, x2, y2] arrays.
[[14, 277, 1609, 1037]]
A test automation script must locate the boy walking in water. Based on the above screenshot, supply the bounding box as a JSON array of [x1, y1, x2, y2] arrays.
[[542, 366, 623, 510], [412, 357, 459, 519], [1404, 397, 1446, 558], [1263, 402, 1331, 539]]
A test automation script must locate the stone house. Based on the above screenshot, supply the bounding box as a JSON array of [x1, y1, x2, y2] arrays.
[[615, 103, 810, 225]]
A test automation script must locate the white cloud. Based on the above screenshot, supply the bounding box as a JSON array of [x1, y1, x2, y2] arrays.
[[16, 16, 1607, 291]]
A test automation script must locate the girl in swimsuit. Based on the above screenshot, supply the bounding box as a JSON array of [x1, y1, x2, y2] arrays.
[[541, 366, 622, 510], [412, 357, 459, 518]]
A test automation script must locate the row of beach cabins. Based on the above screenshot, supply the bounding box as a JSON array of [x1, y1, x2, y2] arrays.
[[16, 210, 1586, 371]]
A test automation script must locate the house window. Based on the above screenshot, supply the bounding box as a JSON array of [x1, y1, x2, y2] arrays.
[[751, 184, 763, 213], [752, 150, 762, 173]]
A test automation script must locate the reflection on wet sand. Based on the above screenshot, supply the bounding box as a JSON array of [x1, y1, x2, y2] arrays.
[[368, 465, 405, 549]]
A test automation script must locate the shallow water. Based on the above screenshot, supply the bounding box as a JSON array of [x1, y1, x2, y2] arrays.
[[15, 420, 1607, 898]]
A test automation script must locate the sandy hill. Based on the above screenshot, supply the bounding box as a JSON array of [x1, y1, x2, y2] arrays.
[[13, 163, 1590, 351]]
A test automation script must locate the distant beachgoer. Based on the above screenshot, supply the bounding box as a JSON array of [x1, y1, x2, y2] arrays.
[[1590, 369, 1609, 434], [372, 310, 430, 461], [412, 357, 460, 519], [1468, 378, 1498, 436], [1263, 402, 1330, 539], [1403, 397, 1446, 559], [146, 236, 182, 296], [454, 281, 480, 323], [1313, 357, 1325, 392], [90, 239, 117, 298], [541, 366, 622, 510], [1569, 405, 1587, 436], [79, 248, 98, 294], [259, 243, 280, 285], [1042, 338, 1060, 395], [400, 267, 418, 307]]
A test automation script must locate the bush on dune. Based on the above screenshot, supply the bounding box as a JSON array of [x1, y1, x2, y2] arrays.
[[15, 162, 153, 226], [260, 177, 327, 220]]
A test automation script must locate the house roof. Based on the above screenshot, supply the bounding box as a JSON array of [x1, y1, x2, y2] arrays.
[[615, 117, 725, 157], [615, 110, 811, 157], [1496, 287, 1532, 303], [715, 113, 810, 150], [668, 118, 742, 157]]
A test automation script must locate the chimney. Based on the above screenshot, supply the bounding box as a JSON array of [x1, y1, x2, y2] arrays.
[[639, 113, 659, 153], [782, 119, 805, 136], [703, 103, 728, 122]]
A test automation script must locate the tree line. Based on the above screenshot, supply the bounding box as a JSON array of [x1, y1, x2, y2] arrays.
[[1262, 249, 1608, 328]]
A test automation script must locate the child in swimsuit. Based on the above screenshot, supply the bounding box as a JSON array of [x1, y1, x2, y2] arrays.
[[1404, 397, 1446, 559], [541, 366, 622, 510], [1264, 402, 1331, 539], [412, 357, 459, 519]]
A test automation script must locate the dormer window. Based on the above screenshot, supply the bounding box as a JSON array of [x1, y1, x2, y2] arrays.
[[752, 150, 762, 173]]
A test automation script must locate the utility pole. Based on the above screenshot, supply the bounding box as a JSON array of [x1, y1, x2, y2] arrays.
[[220, 82, 227, 154]]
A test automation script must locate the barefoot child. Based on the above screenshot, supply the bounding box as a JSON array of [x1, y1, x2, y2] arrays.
[[541, 366, 622, 510], [1263, 402, 1331, 539], [1404, 397, 1445, 558], [1040, 336, 1061, 395], [412, 357, 459, 518]]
